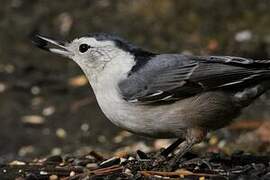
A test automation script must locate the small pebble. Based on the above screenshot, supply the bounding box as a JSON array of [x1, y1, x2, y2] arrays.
[[51, 148, 62, 156], [56, 128, 67, 139], [70, 171, 75, 176], [81, 123, 89, 132], [40, 171, 48, 175], [42, 106, 55, 116], [235, 30, 252, 42], [49, 175, 58, 180], [21, 115, 45, 125], [0, 83, 6, 93], [209, 136, 219, 145], [9, 160, 26, 165], [31, 86, 41, 95], [86, 163, 98, 169]]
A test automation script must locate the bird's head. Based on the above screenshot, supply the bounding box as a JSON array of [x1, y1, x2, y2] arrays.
[[34, 33, 139, 70]]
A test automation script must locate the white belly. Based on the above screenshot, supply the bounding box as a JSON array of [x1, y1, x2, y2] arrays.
[[94, 87, 238, 138], [94, 87, 188, 138]]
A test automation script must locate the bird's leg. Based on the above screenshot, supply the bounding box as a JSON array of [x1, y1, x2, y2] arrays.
[[160, 138, 184, 157], [153, 138, 185, 166], [169, 128, 207, 166]]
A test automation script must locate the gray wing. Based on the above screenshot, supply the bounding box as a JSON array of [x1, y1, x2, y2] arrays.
[[118, 54, 270, 104]]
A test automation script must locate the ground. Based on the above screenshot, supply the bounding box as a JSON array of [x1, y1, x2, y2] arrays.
[[1, 149, 270, 179]]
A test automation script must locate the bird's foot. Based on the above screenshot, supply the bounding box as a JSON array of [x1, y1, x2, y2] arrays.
[[168, 128, 207, 167], [149, 138, 184, 168], [152, 128, 207, 170]]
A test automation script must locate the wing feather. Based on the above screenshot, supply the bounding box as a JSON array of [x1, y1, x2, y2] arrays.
[[118, 55, 270, 104]]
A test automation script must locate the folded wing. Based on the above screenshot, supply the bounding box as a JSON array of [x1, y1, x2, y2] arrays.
[[118, 54, 270, 104]]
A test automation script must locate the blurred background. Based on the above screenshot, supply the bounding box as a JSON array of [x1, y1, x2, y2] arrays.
[[1, 0, 270, 162]]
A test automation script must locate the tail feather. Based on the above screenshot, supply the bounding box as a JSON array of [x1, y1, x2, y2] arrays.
[[234, 81, 270, 107]]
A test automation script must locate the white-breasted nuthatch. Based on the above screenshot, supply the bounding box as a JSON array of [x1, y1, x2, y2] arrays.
[[33, 33, 270, 163]]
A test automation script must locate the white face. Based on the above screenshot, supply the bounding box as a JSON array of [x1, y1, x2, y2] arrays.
[[69, 37, 122, 68], [35, 35, 137, 88], [36, 35, 125, 70]]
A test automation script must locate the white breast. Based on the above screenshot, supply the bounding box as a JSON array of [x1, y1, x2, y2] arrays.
[[89, 52, 140, 127]]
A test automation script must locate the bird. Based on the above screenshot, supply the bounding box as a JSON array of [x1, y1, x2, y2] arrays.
[[32, 33, 270, 164]]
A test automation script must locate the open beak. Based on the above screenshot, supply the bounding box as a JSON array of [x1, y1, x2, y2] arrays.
[[32, 35, 73, 58]]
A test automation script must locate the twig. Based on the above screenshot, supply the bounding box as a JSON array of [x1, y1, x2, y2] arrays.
[[140, 169, 219, 178], [62, 165, 123, 179]]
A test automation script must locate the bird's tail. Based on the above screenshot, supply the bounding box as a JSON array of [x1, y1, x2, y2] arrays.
[[235, 81, 270, 107]]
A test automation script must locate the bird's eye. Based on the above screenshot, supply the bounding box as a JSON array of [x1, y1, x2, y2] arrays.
[[79, 44, 90, 53]]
